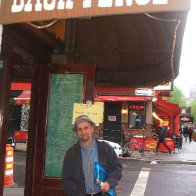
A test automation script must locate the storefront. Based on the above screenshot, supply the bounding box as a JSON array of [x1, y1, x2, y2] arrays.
[[95, 94, 178, 151], [95, 87, 154, 144], [0, 1, 190, 195], [180, 107, 194, 128]]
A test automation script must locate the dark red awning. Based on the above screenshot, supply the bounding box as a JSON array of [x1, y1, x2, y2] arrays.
[[153, 99, 181, 117]]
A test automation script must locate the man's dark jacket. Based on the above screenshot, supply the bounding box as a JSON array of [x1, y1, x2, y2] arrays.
[[61, 139, 122, 196], [158, 126, 167, 141]]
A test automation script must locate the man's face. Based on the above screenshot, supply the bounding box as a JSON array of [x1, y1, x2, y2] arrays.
[[75, 121, 94, 143]]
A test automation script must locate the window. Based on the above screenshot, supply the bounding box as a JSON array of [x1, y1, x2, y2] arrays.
[[129, 102, 145, 129]]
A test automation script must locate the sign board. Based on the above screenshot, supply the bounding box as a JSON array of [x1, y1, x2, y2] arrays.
[[94, 101, 104, 122], [135, 88, 154, 96], [0, 0, 190, 24], [154, 82, 172, 91], [108, 115, 116, 122]]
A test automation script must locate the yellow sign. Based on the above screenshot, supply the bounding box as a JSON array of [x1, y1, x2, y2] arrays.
[[73, 103, 104, 126], [94, 101, 104, 123]]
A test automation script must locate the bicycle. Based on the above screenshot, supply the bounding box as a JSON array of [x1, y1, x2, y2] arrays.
[[123, 132, 157, 159]]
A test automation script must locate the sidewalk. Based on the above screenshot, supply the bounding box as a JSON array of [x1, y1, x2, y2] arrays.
[[3, 141, 196, 195], [3, 188, 24, 196], [124, 140, 196, 165]]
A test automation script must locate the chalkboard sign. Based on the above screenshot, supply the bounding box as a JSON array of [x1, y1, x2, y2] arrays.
[[45, 74, 83, 177]]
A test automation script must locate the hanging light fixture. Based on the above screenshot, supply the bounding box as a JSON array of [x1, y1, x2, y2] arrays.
[[122, 108, 127, 114]]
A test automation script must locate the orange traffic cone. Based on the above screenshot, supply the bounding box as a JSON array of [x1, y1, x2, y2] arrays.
[[4, 144, 14, 186]]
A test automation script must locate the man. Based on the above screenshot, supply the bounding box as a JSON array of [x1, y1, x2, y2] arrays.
[[61, 115, 122, 196], [183, 126, 189, 142], [188, 126, 193, 143], [155, 121, 173, 154]]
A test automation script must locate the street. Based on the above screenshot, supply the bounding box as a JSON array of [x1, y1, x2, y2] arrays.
[[9, 149, 196, 196], [13, 150, 26, 188], [118, 159, 196, 196]]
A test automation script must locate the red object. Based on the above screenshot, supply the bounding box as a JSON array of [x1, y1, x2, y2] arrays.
[[4, 144, 14, 186], [130, 137, 174, 152], [14, 91, 31, 105], [130, 136, 144, 149], [15, 100, 30, 105], [11, 82, 31, 90], [15, 93, 31, 105], [14, 131, 28, 142], [153, 99, 181, 116], [11, 82, 31, 105], [158, 138, 174, 151], [15, 93, 30, 100]]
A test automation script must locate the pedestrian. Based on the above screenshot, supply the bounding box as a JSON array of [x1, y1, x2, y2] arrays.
[[188, 126, 193, 143], [183, 126, 189, 142], [155, 121, 173, 154], [61, 115, 122, 196]]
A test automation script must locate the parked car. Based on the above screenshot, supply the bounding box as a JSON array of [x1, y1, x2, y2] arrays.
[[98, 139, 122, 158]]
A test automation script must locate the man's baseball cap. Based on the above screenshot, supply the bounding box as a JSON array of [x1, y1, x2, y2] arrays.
[[73, 115, 95, 131]]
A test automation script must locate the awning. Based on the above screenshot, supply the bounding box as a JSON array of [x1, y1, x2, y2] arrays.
[[95, 87, 153, 101], [0, 0, 190, 24], [95, 95, 152, 102], [14, 90, 31, 105], [153, 99, 181, 117]]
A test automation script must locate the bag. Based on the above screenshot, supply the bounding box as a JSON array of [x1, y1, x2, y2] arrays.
[[94, 162, 115, 196]]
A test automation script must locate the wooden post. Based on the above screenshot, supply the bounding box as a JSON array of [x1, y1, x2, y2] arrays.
[[0, 33, 13, 195]]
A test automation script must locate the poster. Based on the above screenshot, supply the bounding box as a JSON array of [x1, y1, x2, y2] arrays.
[[73, 103, 104, 126]]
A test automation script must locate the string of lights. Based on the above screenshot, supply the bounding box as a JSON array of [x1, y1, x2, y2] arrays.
[[27, 20, 58, 29], [145, 13, 181, 82]]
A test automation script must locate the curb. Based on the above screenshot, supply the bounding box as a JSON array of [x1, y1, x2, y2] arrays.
[[146, 160, 196, 165], [120, 157, 196, 165]]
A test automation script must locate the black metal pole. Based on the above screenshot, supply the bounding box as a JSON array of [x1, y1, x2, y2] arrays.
[[141, 97, 147, 156]]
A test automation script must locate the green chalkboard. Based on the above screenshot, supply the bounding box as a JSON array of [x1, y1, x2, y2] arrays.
[[45, 74, 83, 177]]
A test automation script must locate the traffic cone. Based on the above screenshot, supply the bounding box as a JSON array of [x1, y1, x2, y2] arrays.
[[4, 144, 14, 186]]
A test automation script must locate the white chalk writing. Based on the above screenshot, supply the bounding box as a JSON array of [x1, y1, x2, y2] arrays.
[[11, 0, 168, 13]]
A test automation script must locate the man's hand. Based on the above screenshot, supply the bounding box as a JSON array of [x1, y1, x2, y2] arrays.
[[100, 181, 110, 192]]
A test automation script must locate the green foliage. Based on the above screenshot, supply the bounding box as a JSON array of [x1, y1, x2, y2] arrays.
[[168, 85, 187, 107], [189, 100, 196, 124]]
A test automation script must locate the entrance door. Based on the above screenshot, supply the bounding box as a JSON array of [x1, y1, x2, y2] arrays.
[[103, 102, 122, 144], [25, 64, 95, 196]]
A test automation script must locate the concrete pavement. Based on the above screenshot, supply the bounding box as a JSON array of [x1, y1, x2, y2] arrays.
[[3, 141, 196, 195], [152, 140, 196, 164]]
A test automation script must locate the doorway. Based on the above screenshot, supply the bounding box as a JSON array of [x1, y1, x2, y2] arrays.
[[103, 102, 122, 144]]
